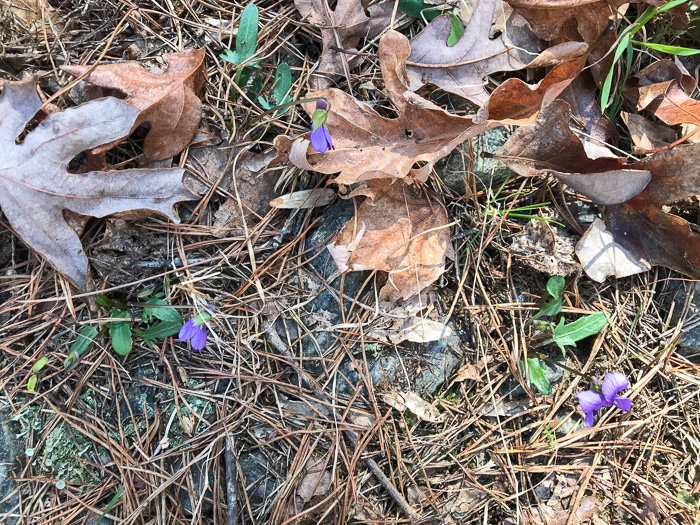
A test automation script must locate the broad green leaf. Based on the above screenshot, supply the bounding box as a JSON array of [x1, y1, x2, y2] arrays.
[[446, 13, 464, 47], [109, 309, 132, 355], [258, 62, 292, 112], [135, 320, 182, 344], [32, 357, 49, 373], [546, 311, 608, 355], [632, 40, 700, 56], [27, 374, 38, 392], [220, 4, 259, 66], [136, 287, 155, 299], [142, 298, 183, 324], [95, 294, 111, 307], [520, 358, 551, 395], [96, 486, 123, 525], [64, 325, 100, 371], [677, 490, 697, 506], [397, 0, 441, 20]]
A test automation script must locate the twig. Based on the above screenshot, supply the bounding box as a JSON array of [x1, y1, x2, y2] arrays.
[[264, 324, 417, 521], [225, 434, 238, 525]]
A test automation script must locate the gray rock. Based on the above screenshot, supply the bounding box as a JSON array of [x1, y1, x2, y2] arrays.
[[238, 448, 284, 508], [670, 281, 700, 362], [0, 409, 22, 525], [552, 408, 586, 438], [436, 127, 513, 195], [175, 457, 214, 516]]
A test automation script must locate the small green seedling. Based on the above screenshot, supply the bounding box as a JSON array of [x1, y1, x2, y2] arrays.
[[27, 357, 49, 392], [64, 325, 99, 372], [95, 486, 123, 525], [530, 275, 565, 323], [258, 62, 292, 113]]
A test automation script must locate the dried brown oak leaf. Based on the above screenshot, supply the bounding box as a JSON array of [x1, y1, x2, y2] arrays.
[[499, 99, 700, 279], [295, 0, 392, 89], [624, 59, 700, 146], [62, 48, 207, 161], [272, 30, 495, 184], [406, 0, 588, 107], [327, 179, 454, 301], [0, 76, 194, 290]]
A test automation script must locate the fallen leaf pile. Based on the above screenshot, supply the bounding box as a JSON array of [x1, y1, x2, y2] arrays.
[[0, 75, 195, 290], [278, 0, 700, 291]]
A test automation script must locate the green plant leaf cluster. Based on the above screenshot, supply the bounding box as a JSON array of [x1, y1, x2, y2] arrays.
[[397, 1, 464, 47], [544, 311, 609, 355], [258, 62, 292, 113], [531, 276, 565, 323]]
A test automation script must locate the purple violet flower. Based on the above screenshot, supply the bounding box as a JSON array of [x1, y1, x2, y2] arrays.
[[178, 306, 213, 351], [577, 372, 632, 428], [310, 121, 332, 153], [178, 319, 207, 350], [309, 98, 332, 153]]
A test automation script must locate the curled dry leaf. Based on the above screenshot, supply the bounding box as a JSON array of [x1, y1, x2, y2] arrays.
[[270, 188, 336, 209], [273, 30, 494, 184], [0, 76, 194, 290], [621, 112, 676, 151], [576, 218, 651, 282], [625, 59, 700, 146], [499, 98, 700, 280], [294, 0, 393, 89], [327, 179, 454, 301], [62, 48, 207, 161], [406, 1, 588, 108], [388, 317, 453, 344], [383, 391, 445, 423]]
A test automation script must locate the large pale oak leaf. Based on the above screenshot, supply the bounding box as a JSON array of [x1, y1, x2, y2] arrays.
[[272, 30, 496, 184], [405, 1, 588, 107], [62, 48, 207, 161], [0, 76, 195, 290], [295, 0, 393, 89], [327, 179, 454, 301]]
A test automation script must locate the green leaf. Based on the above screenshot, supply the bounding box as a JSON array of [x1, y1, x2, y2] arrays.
[[96, 486, 123, 525], [520, 358, 552, 395], [531, 276, 564, 322], [259, 62, 292, 112], [546, 311, 608, 355], [27, 374, 38, 392], [678, 490, 698, 506], [32, 357, 49, 373], [397, 0, 441, 20], [632, 40, 700, 56], [446, 13, 464, 47], [142, 298, 183, 324], [134, 320, 182, 344], [109, 309, 132, 356], [95, 294, 111, 307], [221, 4, 259, 66]]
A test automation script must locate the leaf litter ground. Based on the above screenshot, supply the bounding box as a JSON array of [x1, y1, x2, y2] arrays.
[[1, 1, 700, 524]]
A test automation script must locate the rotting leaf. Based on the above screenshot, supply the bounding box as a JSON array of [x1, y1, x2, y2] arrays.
[[405, 1, 589, 107], [327, 179, 454, 301], [0, 76, 194, 291], [62, 48, 207, 161], [383, 391, 445, 423], [294, 0, 393, 89], [387, 317, 453, 344], [272, 30, 496, 185]]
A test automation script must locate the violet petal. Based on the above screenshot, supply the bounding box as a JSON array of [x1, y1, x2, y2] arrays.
[[190, 325, 207, 350], [178, 320, 195, 341], [584, 411, 595, 428], [601, 372, 629, 404], [310, 123, 330, 153], [577, 389, 605, 414], [613, 396, 632, 412]]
